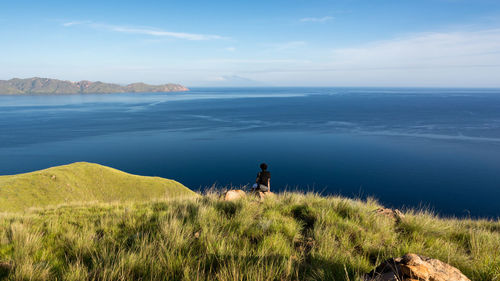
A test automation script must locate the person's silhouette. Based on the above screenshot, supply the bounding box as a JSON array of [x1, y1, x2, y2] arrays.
[[253, 163, 270, 192]]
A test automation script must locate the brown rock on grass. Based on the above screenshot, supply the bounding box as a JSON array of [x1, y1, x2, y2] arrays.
[[223, 190, 246, 201], [375, 207, 405, 222], [258, 191, 275, 200], [365, 253, 471, 281]]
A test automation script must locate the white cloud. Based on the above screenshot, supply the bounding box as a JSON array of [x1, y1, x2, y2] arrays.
[[207, 76, 227, 81], [202, 75, 265, 86], [197, 58, 309, 64], [263, 41, 307, 52], [329, 29, 500, 70], [277, 41, 306, 49], [233, 29, 500, 87], [55, 22, 500, 86], [205, 75, 251, 82], [62, 20, 92, 27], [300, 16, 333, 23], [62, 21, 225, 40]]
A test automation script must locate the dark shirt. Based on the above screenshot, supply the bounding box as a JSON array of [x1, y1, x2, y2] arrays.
[[257, 171, 271, 187]]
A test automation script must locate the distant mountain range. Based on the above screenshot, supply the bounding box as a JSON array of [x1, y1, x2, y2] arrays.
[[0, 77, 189, 95]]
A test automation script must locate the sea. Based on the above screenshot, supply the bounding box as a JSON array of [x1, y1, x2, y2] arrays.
[[1, 87, 499, 218]]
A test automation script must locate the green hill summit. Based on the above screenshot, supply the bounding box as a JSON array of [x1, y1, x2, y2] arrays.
[[0, 162, 196, 212]]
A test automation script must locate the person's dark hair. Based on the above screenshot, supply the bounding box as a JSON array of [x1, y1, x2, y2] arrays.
[[260, 163, 268, 170]]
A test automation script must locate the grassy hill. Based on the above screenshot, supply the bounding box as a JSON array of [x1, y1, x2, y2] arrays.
[[0, 162, 196, 212], [0, 192, 499, 280]]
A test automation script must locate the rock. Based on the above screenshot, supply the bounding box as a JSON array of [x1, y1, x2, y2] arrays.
[[223, 190, 246, 201], [375, 207, 405, 222], [365, 253, 470, 281], [0, 262, 12, 277], [258, 191, 275, 200], [371, 272, 399, 281], [294, 237, 315, 254]]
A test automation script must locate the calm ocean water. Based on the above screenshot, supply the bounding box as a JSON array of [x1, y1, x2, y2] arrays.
[[1, 87, 500, 218]]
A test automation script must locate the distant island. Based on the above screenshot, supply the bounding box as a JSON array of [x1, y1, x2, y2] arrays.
[[0, 77, 189, 95]]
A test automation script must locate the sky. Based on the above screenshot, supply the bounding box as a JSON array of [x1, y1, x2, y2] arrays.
[[1, 0, 500, 87]]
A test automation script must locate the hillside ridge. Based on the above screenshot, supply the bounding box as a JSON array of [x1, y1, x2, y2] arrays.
[[0, 77, 189, 95], [0, 162, 196, 212]]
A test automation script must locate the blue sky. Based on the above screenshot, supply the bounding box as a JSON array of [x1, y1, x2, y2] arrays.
[[1, 0, 500, 87]]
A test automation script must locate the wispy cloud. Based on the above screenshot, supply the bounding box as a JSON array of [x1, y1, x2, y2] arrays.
[[238, 29, 500, 87], [329, 29, 500, 69], [300, 16, 333, 23], [205, 75, 253, 82], [62, 20, 92, 27], [225, 46, 236, 52], [198, 58, 310, 64], [62, 21, 226, 40], [203, 75, 266, 86], [264, 41, 307, 51], [239, 29, 500, 73], [278, 41, 306, 49]]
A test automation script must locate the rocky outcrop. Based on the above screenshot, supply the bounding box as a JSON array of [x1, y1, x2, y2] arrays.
[[375, 207, 405, 222], [365, 253, 470, 281], [223, 190, 246, 201]]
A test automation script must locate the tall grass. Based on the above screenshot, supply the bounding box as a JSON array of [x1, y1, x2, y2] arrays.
[[0, 192, 499, 280]]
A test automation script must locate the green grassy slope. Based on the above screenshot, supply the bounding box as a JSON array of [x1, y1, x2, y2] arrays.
[[0, 193, 498, 280], [0, 162, 196, 212]]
